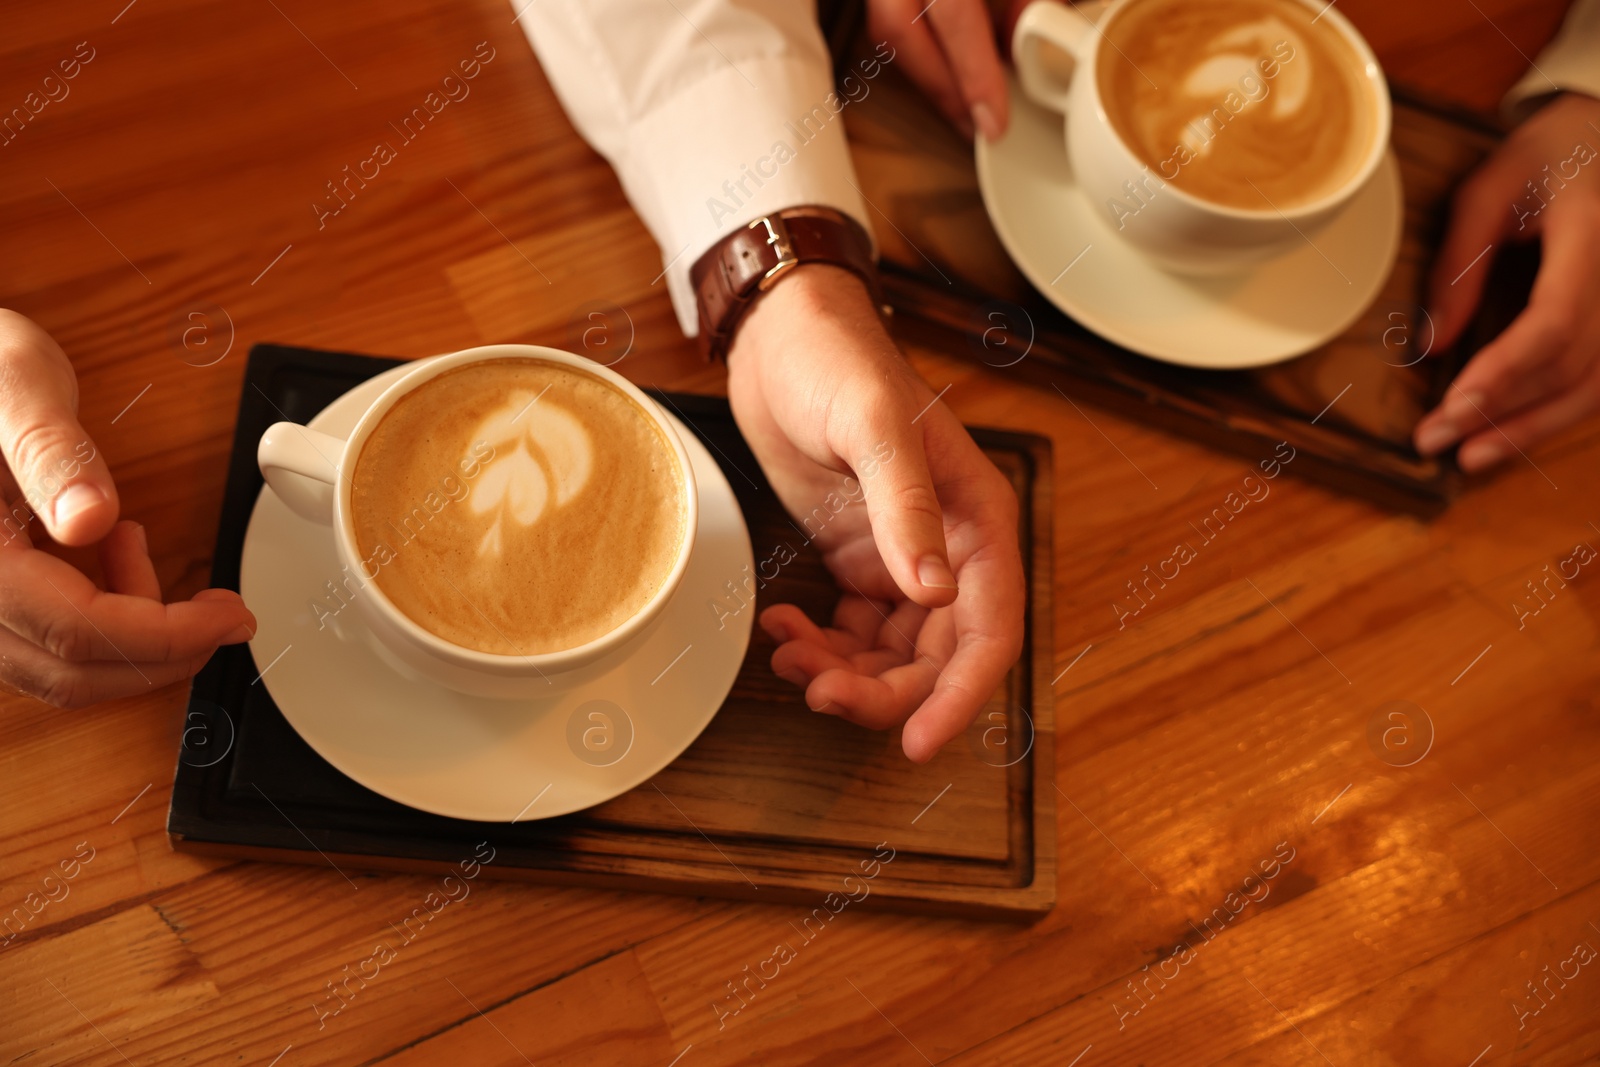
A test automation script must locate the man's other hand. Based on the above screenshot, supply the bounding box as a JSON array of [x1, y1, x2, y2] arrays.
[[0, 310, 255, 709]]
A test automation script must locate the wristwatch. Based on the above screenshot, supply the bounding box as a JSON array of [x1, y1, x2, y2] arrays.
[[689, 205, 883, 362]]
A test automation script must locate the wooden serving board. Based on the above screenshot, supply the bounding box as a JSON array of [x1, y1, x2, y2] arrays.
[[167, 344, 1057, 920], [845, 61, 1539, 514]]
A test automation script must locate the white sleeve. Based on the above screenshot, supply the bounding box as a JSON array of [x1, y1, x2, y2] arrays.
[[1503, 0, 1600, 120], [518, 0, 874, 336]]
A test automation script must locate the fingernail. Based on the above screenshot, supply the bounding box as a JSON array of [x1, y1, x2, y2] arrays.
[[777, 667, 808, 687], [1458, 438, 1507, 472], [807, 701, 835, 714], [132, 522, 148, 554], [223, 624, 255, 644], [918, 555, 958, 591], [1414, 420, 1458, 455], [1442, 389, 1486, 421], [972, 102, 1000, 142], [52, 484, 104, 528]]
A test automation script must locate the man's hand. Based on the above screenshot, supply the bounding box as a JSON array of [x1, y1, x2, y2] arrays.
[[726, 265, 1025, 763], [0, 310, 255, 709], [1414, 92, 1600, 471], [867, 0, 1011, 141]]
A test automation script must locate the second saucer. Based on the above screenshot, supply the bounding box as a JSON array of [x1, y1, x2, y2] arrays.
[[976, 71, 1403, 369]]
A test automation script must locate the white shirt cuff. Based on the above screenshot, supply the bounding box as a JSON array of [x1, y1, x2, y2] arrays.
[[1502, 0, 1600, 121], [616, 55, 873, 335]]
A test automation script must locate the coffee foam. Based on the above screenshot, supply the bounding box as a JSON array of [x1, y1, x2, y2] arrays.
[[350, 359, 686, 655], [1098, 0, 1378, 211]]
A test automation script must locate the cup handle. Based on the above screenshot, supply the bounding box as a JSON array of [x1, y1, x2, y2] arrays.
[[1012, 0, 1105, 114], [258, 422, 346, 524]]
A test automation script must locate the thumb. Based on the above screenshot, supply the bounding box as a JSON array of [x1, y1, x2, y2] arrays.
[[1428, 160, 1525, 352], [850, 404, 958, 609], [0, 313, 119, 546]]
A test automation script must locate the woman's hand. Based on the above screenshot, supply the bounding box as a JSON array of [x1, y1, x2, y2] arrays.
[[1415, 92, 1600, 471], [867, 0, 1011, 140], [0, 311, 255, 708], [726, 265, 1026, 762]]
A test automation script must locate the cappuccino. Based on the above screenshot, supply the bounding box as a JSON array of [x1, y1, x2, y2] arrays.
[[350, 359, 687, 655], [1097, 0, 1379, 211]]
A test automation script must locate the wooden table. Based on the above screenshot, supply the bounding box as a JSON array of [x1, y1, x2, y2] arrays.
[[3, 1, 1596, 1063]]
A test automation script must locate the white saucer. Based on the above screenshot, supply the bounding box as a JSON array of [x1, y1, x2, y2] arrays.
[[975, 73, 1403, 369], [239, 359, 754, 821]]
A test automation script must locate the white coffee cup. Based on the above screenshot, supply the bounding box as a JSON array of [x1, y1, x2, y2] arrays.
[[1011, 0, 1391, 274], [256, 344, 699, 700]]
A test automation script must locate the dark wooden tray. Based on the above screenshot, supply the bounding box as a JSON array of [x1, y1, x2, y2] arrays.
[[167, 344, 1056, 920], [846, 72, 1539, 514]]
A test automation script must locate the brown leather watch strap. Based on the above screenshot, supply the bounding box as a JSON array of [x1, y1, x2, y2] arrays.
[[690, 205, 882, 362]]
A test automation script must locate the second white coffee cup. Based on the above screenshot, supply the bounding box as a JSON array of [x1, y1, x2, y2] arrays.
[[1011, 0, 1391, 275]]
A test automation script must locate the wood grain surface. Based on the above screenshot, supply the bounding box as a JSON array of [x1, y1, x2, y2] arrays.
[[2, 0, 1597, 1064]]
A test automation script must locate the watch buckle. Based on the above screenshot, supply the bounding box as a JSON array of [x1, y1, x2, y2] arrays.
[[750, 215, 799, 291]]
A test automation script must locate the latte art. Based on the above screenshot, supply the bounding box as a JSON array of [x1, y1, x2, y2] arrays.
[[1098, 0, 1378, 211], [468, 392, 595, 556], [350, 359, 687, 655]]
